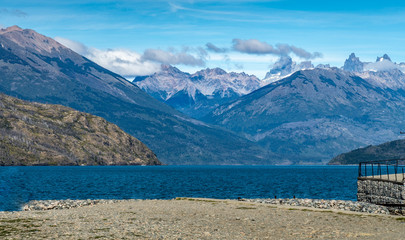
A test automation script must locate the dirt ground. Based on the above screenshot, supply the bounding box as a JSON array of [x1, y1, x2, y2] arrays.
[[1, 198, 405, 239]]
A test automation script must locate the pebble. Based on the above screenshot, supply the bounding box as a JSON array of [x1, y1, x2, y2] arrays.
[[241, 198, 390, 215]]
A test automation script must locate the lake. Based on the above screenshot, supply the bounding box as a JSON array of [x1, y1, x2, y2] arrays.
[[0, 165, 358, 211]]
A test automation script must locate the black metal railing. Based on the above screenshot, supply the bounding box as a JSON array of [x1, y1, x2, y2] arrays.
[[358, 158, 405, 183]]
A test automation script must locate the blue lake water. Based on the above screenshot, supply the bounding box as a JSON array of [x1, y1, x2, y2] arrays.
[[0, 165, 358, 211]]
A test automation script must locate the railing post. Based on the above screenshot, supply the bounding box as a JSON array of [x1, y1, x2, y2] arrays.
[[358, 162, 362, 177], [395, 160, 398, 182], [364, 163, 367, 177], [372, 163, 374, 178], [402, 167, 404, 182]]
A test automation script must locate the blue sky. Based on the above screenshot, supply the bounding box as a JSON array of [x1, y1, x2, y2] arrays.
[[1, 0, 405, 78]]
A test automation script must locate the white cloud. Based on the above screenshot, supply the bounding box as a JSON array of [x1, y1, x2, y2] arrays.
[[206, 42, 228, 53], [232, 38, 322, 59], [142, 48, 206, 66], [363, 59, 400, 72], [54, 37, 89, 55], [54, 37, 161, 78], [54, 37, 208, 78], [232, 39, 276, 55], [88, 48, 161, 78]]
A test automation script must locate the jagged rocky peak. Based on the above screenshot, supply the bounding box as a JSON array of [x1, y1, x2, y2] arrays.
[[343, 53, 364, 72], [376, 54, 391, 62]]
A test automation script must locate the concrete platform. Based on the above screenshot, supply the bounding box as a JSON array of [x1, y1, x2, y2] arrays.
[[359, 174, 405, 183]]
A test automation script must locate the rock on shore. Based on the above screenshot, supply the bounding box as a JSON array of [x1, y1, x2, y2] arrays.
[[22, 199, 120, 211], [23, 197, 390, 215], [242, 198, 390, 215]]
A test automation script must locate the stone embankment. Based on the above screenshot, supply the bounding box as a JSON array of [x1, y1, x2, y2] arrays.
[[242, 198, 390, 215]]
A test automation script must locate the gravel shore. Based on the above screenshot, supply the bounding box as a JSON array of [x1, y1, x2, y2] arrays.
[[1, 198, 405, 239]]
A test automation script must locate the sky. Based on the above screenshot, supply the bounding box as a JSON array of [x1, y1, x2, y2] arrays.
[[1, 0, 405, 79]]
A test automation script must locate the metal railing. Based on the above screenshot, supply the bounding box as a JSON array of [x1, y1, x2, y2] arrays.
[[358, 158, 405, 183]]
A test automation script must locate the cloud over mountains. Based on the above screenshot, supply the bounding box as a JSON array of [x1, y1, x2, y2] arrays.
[[206, 42, 228, 53], [0, 8, 27, 17], [55, 37, 207, 78], [55, 35, 322, 78], [54, 37, 161, 78], [232, 39, 322, 59], [142, 48, 206, 67]]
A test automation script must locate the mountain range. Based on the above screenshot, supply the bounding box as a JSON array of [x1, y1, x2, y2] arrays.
[[2, 25, 405, 165], [133, 56, 332, 119], [0, 26, 275, 165], [134, 65, 261, 118], [203, 67, 405, 164], [134, 51, 405, 164], [0, 93, 160, 166]]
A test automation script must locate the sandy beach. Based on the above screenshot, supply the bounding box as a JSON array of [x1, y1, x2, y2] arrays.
[[1, 198, 405, 239]]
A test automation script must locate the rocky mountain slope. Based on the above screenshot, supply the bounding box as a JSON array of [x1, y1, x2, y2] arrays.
[[203, 67, 405, 164], [0, 94, 160, 166], [134, 65, 261, 118], [329, 139, 405, 165], [0, 26, 274, 165]]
